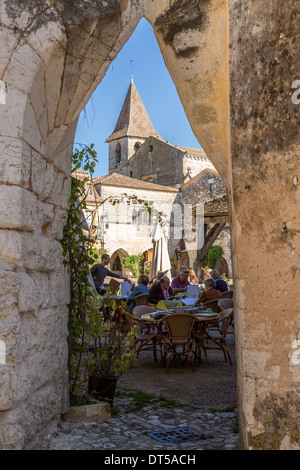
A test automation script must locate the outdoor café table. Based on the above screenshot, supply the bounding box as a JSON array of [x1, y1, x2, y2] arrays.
[[110, 295, 127, 307], [155, 300, 184, 310], [155, 297, 201, 310], [140, 311, 172, 335]]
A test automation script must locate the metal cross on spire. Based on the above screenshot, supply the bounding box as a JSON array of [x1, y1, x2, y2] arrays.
[[130, 59, 133, 83]]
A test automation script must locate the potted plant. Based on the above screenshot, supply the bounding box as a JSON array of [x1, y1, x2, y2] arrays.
[[84, 290, 138, 406]]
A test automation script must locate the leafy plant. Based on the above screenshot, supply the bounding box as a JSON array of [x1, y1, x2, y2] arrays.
[[61, 144, 99, 400], [206, 246, 224, 269], [88, 246, 108, 268], [61, 143, 166, 403], [84, 291, 138, 378], [122, 254, 144, 278]]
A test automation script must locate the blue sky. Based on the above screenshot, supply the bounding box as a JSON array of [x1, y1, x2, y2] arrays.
[[74, 18, 201, 177]]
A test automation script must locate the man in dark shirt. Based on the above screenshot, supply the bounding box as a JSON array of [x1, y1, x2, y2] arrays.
[[91, 254, 128, 294], [210, 269, 228, 293]]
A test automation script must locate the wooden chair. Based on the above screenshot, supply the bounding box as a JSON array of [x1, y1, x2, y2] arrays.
[[122, 311, 162, 363], [195, 308, 234, 365], [161, 314, 197, 373], [203, 299, 221, 313]]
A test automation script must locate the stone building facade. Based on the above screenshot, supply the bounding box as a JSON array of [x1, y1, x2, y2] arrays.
[[127, 135, 214, 186], [92, 172, 180, 274], [179, 169, 231, 278], [0, 0, 299, 451]]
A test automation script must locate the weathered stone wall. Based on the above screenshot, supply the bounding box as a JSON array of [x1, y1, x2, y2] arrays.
[[1, 0, 299, 451], [181, 170, 227, 204], [128, 136, 185, 185], [127, 136, 215, 185], [109, 137, 146, 175], [229, 0, 300, 450], [181, 171, 232, 277], [0, 0, 143, 449]]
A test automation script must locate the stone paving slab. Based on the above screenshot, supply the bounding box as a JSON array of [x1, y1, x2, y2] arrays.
[[43, 332, 238, 450], [42, 394, 239, 450]]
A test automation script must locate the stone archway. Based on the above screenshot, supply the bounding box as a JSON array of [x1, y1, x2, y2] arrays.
[[0, 0, 299, 451], [110, 248, 130, 277]]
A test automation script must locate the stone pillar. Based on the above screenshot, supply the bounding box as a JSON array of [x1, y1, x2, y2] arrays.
[[0, 7, 73, 449], [0, 0, 143, 449], [229, 0, 300, 449]]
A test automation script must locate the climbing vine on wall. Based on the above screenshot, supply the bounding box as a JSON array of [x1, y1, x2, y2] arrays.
[[61, 144, 167, 402], [61, 144, 99, 400]]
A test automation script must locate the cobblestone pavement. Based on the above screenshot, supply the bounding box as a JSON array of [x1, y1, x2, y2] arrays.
[[42, 393, 239, 450], [43, 331, 239, 451]]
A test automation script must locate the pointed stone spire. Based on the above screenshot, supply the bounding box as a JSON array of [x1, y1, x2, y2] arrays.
[[105, 80, 160, 143]]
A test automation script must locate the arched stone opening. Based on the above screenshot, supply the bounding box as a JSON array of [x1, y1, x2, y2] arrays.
[[215, 256, 229, 277], [0, 0, 299, 452], [115, 142, 122, 164], [110, 248, 130, 277]]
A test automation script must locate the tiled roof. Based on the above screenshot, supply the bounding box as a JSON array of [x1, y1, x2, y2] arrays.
[[105, 80, 161, 142], [93, 173, 178, 193]]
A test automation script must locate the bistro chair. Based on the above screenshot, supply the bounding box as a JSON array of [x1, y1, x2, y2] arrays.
[[195, 308, 234, 365], [203, 299, 221, 313], [221, 290, 233, 299], [218, 298, 233, 311], [132, 305, 157, 317], [218, 299, 234, 330], [132, 305, 158, 334], [134, 294, 149, 306], [161, 314, 197, 373], [122, 311, 162, 363]]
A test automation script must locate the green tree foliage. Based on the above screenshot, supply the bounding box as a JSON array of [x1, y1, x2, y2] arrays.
[[206, 246, 224, 269], [122, 254, 144, 277]]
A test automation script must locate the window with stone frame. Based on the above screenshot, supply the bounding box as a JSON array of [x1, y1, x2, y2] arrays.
[[132, 202, 153, 226]]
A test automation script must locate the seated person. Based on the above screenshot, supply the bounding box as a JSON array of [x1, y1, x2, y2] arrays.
[[210, 269, 228, 293], [91, 254, 128, 294], [188, 268, 199, 285], [126, 274, 149, 313], [125, 271, 135, 290], [149, 271, 165, 287], [171, 269, 190, 294], [195, 278, 222, 304], [148, 276, 174, 305]]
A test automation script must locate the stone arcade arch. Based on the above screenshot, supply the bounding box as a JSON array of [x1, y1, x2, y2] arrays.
[[110, 248, 130, 277], [0, 0, 299, 450]]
